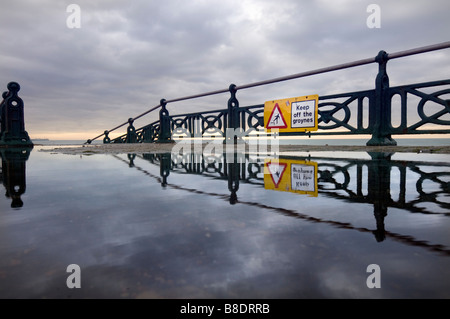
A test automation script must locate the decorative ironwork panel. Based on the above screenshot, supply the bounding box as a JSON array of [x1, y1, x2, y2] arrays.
[[170, 109, 228, 138], [388, 79, 450, 134], [237, 104, 265, 134]]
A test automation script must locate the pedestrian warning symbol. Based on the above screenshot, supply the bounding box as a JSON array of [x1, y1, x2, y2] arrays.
[[266, 103, 287, 129], [266, 161, 287, 188]]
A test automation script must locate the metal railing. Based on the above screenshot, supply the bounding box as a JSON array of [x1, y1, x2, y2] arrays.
[[86, 41, 450, 146]]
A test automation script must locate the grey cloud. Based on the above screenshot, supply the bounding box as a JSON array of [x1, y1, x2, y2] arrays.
[[0, 0, 449, 139]]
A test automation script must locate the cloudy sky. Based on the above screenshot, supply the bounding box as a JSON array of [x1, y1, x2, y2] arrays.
[[1, 0, 449, 140]]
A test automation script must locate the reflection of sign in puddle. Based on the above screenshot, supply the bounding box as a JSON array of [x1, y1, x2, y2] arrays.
[[264, 158, 318, 197]]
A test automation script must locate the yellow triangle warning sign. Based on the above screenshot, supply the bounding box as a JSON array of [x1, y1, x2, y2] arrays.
[[266, 161, 287, 188], [266, 103, 287, 129]]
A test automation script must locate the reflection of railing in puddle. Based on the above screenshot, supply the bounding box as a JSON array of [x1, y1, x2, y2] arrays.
[[0, 148, 32, 208], [312, 152, 450, 242], [139, 152, 449, 215], [116, 151, 450, 254]]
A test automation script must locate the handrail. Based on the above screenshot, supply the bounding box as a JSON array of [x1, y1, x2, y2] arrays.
[[86, 103, 162, 144], [238, 41, 450, 90], [86, 41, 450, 144]]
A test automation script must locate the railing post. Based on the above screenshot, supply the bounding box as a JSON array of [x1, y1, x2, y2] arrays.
[[159, 153, 171, 187], [157, 99, 174, 143], [367, 50, 397, 146], [126, 118, 137, 143], [142, 125, 155, 143], [225, 84, 240, 145], [227, 153, 240, 204], [0, 82, 33, 147], [103, 130, 110, 144], [127, 153, 136, 167], [367, 152, 393, 242], [0, 147, 31, 208]]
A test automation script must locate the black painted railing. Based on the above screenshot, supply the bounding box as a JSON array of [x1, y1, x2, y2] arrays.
[[87, 41, 450, 146]]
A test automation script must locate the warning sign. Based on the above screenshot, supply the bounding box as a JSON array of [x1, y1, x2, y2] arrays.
[[266, 161, 287, 188], [264, 158, 318, 197], [264, 95, 318, 133], [266, 103, 287, 129]]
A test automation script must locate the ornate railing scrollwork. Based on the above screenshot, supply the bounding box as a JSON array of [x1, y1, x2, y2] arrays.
[[417, 88, 450, 126]]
